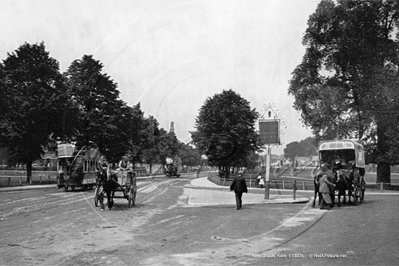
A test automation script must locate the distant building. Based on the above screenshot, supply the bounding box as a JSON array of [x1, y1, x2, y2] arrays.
[[310, 155, 319, 166], [169, 121, 175, 134], [295, 155, 319, 167]]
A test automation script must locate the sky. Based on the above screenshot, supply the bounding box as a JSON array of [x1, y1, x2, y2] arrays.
[[0, 0, 322, 155]]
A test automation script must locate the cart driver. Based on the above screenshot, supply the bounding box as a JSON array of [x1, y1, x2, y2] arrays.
[[97, 163, 108, 184]]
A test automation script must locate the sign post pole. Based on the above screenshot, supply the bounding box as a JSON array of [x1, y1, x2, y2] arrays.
[[258, 103, 286, 200], [265, 145, 271, 199]]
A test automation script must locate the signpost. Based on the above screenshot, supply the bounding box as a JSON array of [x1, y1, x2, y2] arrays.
[[259, 103, 285, 199]]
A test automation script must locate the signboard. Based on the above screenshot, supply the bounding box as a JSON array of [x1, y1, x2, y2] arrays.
[[259, 120, 280, 145], [57, 143, 75, 158]]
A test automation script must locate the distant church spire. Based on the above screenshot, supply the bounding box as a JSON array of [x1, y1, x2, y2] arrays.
[[169, 121, 175, 134]]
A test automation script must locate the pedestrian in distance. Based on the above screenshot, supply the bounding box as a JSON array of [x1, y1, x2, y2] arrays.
[[259, 178, 265, 188], [230, 173, 248, 210], [256, 173, 262, 187], [318, 173, 336, 210]]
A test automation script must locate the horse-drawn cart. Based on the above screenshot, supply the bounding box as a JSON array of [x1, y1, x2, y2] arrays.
[[317, 139, 366, 205], [94, 169, 137, 209]]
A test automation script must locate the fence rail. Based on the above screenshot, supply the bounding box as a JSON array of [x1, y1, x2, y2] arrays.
[[209, 174, 399, 192], [0, 174, 56, 187]]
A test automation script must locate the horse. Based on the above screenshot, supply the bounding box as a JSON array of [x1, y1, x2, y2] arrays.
[[334, 169, 353, 207], [100, 172, 125, 210], [312, 172, 322, 208], [96, 169, 123, 210]]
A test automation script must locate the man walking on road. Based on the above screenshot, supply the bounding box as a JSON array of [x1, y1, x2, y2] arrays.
[[230, 173, 248, 210]]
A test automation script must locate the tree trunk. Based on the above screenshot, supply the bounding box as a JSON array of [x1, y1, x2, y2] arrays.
[[376, 162, 391, 184], [26, 161, 32, 184], [376, 120, 391, 184], [132, 160, 136, 171]]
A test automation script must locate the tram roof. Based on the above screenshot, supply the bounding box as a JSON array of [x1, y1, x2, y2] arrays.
[[318, 139, 364, 151]]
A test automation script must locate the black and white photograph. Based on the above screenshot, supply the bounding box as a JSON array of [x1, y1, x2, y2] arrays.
[[1, 0, 398, 265]]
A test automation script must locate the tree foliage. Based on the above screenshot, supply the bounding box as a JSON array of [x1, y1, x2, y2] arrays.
[[284, 137, 318, 162], [140, 116, 180, 169], [191, 89, 260, 172], [64, 55, 130, 163], [157, 129, 180, 164], [0, 42, 219, 174], [0, 42, 67, 180], [178, 142, 202, 166], [141, 116, 160, 168], [289, 0, 399, 183], [123, 103, 148, 166]]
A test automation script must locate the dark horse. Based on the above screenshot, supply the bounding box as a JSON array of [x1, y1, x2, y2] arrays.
[[312, 172, 322, 208], [102, 172, 125, 210], [334, 169, 353, 207], [97, 170, 123, 210]]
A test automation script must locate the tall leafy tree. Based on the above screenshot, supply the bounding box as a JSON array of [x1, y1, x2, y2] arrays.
[[178, 142, 202, 166], [243, 150, 261, 171], [284, 137, 318, 162], [124, 103, 149, 167], [289, 0, 399, 183], [191, 89, 260, 175], [141, 116, 161, 173], [140, 116, 180, 172], [157, 129, 180, 165], [0, 42, 68, 181], [65, 55, 129, 163]]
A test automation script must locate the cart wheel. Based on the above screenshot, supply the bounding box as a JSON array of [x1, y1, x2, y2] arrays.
[[94, 187, 99, 207], [360, 180, 365, 203], [128, 188, 136, 207], [128, 189, 132, 207], [98, 193, 104, 210], [353, 187, 359, 204], [64, 185, 68, 192], [360, 189, 365, 203]]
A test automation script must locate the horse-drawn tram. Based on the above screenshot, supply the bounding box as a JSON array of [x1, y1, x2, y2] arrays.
[[56, 143, 98, 191], [94, 168, 137, 210], [317, 139, 366, 205]]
